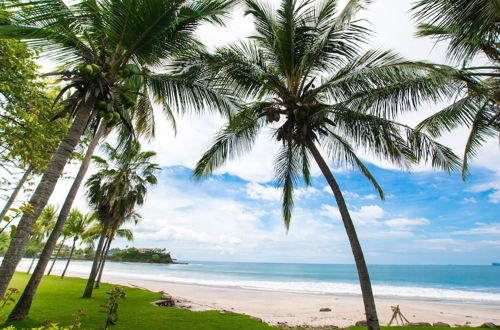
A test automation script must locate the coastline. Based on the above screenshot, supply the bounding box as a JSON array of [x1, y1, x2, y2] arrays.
[[103, 275, 500, 328]]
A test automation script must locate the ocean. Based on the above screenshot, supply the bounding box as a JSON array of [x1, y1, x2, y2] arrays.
[[16, 259, 500, 305]]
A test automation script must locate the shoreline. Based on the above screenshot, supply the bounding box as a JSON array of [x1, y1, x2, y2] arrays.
[[101, 275, 500, 328]]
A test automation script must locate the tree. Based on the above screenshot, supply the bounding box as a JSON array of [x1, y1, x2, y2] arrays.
[[0, 37, 70, 220], [412, 0, 500, 177], [60, 210, 96, 279], [82, 141, 159, 298], [188, 1, 461, 329], [84, 211, 139, 289], [0, 0, 235, 302], [25, 205, 57, 274]]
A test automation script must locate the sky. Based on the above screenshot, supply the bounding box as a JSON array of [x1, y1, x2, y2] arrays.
[[7, 0, 500, 265]]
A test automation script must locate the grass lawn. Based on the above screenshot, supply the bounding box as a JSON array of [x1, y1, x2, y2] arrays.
[[0, 273, 493, 330]]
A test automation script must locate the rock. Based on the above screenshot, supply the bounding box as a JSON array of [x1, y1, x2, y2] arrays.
[[320, 307, 332, 312], [433, 322, 450, 327], [355, 320, 367, 326], [249, 316, 263, 323], [276, 321, 289, 328], [409, 322, 433, 326], [480, 323, 500, 329]]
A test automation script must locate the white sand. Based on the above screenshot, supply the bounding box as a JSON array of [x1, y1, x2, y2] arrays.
[[104, 276, 500, 328]]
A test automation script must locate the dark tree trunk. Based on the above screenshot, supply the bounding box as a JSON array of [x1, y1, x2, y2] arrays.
[[0, 99, 94, 297], [7, 123, 105, 321], [307, 141, 380, 330], [95, 233, 113, 289], [47, 237, 67, 276], [82, 222, 109, 298], [0, 165, 33, 222], [61, 237, 77, 279]]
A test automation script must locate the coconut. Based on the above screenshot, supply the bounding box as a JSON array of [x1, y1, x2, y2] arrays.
[[105, 112, 114, 121], [97, 111, 106, 118], [97, 100, 107, 110]]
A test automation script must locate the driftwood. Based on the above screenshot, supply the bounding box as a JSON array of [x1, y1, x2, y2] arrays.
[[387, 305, 410, 326]]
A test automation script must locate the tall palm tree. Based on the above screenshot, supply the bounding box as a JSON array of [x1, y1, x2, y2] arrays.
[[0, 0, 235, 299], [186, 1, 462, 329], [82, 141, 159, 298], [60, 210, 96, 279], [412, 0, 500, 177]]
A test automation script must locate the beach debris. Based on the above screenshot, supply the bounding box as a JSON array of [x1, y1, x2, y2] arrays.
[[387, 305, 410, 326], [409, 322, 432, 326], [319, 307, 332, 312], [480, 323, 500, 329], [249, 316, 264, 323], [432, 322, 450, 327], [355, 320, 368, 326], [151, 293, 176, 307]]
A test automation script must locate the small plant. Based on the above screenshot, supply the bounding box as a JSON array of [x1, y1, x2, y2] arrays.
[[101, 286, 126, 329], [0, 287, 20, 321]]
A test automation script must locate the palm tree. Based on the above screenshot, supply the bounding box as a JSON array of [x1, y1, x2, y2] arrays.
[[0, 0, 235, 300], [26, 206, 57, 274], [412, 0, 500, 177], [82, 141, 159, 298], [186, 1, 462, 329], [83, 211, 139, 289], [60, 210, 96, 279]]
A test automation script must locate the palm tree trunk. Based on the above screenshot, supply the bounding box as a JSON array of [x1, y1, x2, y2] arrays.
[[47, 237, 67, 276], [7, 123, 105, 321], [95, 234, 113, 289], [0, 165, 33, 222], [26, 249, 39, 274], [61, 237, 77, 279], [0, 99, 94, 297], [307, 141, 380, 330], [82, 221, 109, 298]]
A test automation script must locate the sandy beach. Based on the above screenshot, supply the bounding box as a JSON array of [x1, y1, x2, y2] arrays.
[[104, 276, 500, 328]]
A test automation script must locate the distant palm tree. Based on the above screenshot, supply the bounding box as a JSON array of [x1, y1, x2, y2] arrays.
[[83, 210, 139, 289], [56, 209, 95, 279], [26, 206, 57, 274], [412, 0, 499, 177], [83, 141, 159, 297], [0, 0, 235, 305], [188, 0, 461, 329]]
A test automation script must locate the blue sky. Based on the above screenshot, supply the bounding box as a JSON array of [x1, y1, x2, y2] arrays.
[[99, 162, 499, 265], [37, 0, 499, 265]]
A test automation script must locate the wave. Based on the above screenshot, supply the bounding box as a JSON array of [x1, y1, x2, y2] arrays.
[[98, 270, 500, 305], [15, 259, 500, 305]]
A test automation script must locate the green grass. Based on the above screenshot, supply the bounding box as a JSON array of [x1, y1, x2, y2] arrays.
[[0, 273, 493, 330], [1, 273, 275, 329]]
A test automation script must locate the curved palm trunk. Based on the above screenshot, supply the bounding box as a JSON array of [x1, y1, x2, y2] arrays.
[[47, 237, 67, 276], [7, 123, 105, 321], [0, 165, 33, 222], [83, 221, 110, 298], [95, 233, 113, 289], [307, 141, 380, 330], [61, 237, 77, 279], [0, 99, 94, 297]]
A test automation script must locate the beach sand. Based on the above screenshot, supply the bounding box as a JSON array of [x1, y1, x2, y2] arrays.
[[104, 276, 500, 328]]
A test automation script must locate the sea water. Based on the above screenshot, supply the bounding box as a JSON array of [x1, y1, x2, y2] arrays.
[[16, 259, 500, 305]]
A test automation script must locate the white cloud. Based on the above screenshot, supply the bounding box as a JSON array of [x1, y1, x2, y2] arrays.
[[321, 204, 385, 226], [460, 197, 477, 204], [452, 222, 500, 236], [245, 182, 281, 201], [384, 217, 430, 230], [488, 190, 500, 204], [325, 188, 378, 200]]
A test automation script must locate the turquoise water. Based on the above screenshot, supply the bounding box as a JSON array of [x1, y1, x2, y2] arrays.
[[18, 259, 500, 305]]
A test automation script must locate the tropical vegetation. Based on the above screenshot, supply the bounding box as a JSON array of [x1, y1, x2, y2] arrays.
[[185, 0, 461, 328], [0, 0, 498, 328], [412, 0, 500, 177]]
